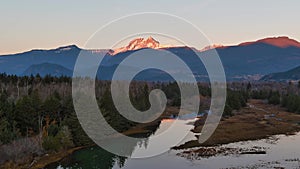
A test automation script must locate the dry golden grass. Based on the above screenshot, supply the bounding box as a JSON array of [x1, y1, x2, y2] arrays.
[[175, 99, 300, 149]]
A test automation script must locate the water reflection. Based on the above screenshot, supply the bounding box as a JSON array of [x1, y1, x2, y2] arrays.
[[113, 132, 300, 169], [47, 147, 126, 169], [46, 113, 198, 169], [47, 112, 300, 169]]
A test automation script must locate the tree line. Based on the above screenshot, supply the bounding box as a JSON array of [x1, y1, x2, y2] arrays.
[[0, 74, 214, 156], [3, 74, 284, 166]]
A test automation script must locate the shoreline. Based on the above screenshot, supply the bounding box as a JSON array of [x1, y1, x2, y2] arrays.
[[0, 106, 180, 169], [3, 100, 300, 168], [30, 146, 88, 169], [174, 99, 300, 149], [0, 146, 89, 169]]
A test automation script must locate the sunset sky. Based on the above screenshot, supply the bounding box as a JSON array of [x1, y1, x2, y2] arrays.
[[1, 0, 299, 54]]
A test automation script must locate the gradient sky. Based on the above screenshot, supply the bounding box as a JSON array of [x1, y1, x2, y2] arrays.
[[1, 0, 300, 54]]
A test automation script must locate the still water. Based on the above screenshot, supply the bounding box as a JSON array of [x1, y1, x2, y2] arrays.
[[46, 113, 300, 169]]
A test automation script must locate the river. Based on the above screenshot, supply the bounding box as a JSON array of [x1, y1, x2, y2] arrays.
[[46, 112, 300, 169]]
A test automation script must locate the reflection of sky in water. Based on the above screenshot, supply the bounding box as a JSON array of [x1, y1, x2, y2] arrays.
[[51, 110, 300, 169], [52, 114, 300, 169], [171, 111, 207, 120], [131, 113, 198, 157], [116, 132, 300, 169]]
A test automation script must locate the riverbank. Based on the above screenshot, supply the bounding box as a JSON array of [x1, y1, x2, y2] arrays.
[[0, 106, 187, 169], [0, 146, 88, 169], [174, 99, 300, 149], [5, 99, 300, 168], [31, 146, 90, 169]]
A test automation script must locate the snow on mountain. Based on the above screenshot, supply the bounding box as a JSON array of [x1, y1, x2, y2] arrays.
[[112, 36, 161, 55]]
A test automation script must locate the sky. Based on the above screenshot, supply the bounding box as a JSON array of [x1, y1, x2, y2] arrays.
[[1, 0, 300, 54]]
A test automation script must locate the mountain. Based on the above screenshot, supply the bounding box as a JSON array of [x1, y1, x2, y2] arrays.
[[105, 36, 300, 81], [200, 44, 225, 52], [1, 36, 300, 81], [112, 36, 160, 55], [239, 36, 300, 48], [0, 45, 82, 75], [215, 36, 300, 80], [260, 65, 300, 81], [22, 63, 73, 77]]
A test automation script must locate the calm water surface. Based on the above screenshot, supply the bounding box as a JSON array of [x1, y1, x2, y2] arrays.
[[46, 113, 300, 169]]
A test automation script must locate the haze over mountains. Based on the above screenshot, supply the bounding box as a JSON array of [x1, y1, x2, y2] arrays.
[[1, 36, 300, 81]]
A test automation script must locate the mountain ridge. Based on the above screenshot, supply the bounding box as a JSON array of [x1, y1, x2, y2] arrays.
[[3, 36, 300, 56], [261, 66, 300, 81], [1, 36, 300, 81], [239, 36, 300, 48], [112, 36, 161, 55], [22, 63, 73, 77]]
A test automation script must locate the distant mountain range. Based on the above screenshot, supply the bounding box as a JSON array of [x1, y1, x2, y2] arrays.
[[1, 36, 300, 81], [22, 63, 73, 77], [0, 45, 81, 75], [261, 65, 300, 81]]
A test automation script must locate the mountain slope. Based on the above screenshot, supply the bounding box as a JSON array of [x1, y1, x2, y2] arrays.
[[0, 45, 81, 75], [112, 36, 160, 55], [239, 36, 300, 48], [260, 66, 300, 81], [22, 63, 73, 77], [216, 43, 300, 78], [1, 36, 300, 81]]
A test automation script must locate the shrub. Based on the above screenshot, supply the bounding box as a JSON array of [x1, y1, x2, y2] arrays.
[[56, 126, 74, 149], [42, 136, 60, 152], [42, 126, 74, 152]]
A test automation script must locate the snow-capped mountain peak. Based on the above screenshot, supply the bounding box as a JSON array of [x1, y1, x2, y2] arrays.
[[112, 37, 160, 55]]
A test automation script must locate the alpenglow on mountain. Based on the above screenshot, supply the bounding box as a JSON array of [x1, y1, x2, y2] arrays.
[[112, 36, 161, 55], [1, 36, 300, 81]]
